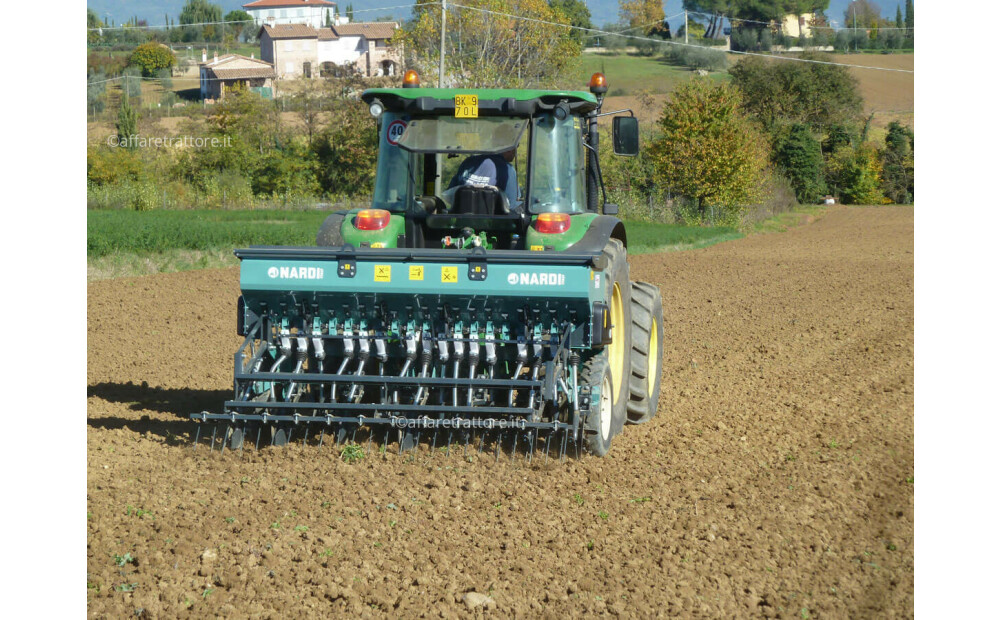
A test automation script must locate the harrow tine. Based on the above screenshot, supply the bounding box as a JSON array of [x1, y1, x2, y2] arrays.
[[366, 427, 373, 455], [430, 429, 438, 454], [336, 423, 345, 446], [511, 431, 518, 463], [560, 429, 569, 461], [255, 425, 262, 451], [318, 427, 325, 448], [544, 430, 552, 462], [527, 431, 535, 464], [463, 431, 471, 458], [211, 424, 219, 452], [478, 430, 487, 454], [193, 424, 201, 450], [495, 432, 502, 462], [302, 423, 309, 448], [446, 431, 453, 457], [240, 424, 247, 455], [382, 428, 391, 454]]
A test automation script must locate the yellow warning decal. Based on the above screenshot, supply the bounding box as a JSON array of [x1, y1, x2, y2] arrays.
[[374, 264, 391, 282], [409, 265, 424, 281], [441, 266, 458, 283], [530, 245, 544, 251]]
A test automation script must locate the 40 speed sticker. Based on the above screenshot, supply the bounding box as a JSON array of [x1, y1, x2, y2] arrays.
[[386, 120, 407, 146]]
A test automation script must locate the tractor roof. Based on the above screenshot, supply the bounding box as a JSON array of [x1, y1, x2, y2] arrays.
[[362, 88, 600, 116]]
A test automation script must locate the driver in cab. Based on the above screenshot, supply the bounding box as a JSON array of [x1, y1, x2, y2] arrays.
[[446, 147, 521, 214]]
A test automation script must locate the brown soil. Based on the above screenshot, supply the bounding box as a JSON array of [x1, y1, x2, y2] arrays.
[[87, 206, 914, 618]]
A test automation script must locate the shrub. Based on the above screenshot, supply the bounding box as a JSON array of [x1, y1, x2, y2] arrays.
[[774, 124, 827, 204], [128, 42, 177, 77], [88, 146, 144, 186], [826, 143, 885, 204], [665, 45, 727, 72]]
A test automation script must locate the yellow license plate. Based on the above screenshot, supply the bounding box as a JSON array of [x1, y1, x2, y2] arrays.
[[455, 95, 478, 118]]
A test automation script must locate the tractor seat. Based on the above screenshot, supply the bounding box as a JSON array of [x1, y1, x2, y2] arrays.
[[451, 185, 510, 216]]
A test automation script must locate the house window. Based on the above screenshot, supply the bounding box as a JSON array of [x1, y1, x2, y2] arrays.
[[280, 10, 287, 18], [297, 9, 304, 17]]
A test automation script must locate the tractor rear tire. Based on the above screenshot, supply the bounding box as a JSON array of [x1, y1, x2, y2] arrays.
[[582, 354, 614, 457], [626, 281, 664, 424], [600, 238, 632, 436], [316, 213, 346, 247]]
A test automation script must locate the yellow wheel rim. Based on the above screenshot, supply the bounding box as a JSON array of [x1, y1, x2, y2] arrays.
[[648, 316, 659, 398], [608, 282, 624, 404]]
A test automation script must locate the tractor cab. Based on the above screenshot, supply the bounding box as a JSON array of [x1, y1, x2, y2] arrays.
[[319, 71, 638, 252]]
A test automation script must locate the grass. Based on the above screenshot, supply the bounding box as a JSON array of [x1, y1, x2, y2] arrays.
[[624, 220, 743, 254], [87, 206, 818, 281], [576, 52, 729, 96], [752, 204, 828, 234]]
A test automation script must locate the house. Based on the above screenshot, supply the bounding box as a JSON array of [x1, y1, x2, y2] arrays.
[[781, 13, 814, 38], [259, 22, 402, 80], [199, 52, 276, 100], [243, 0, 341, 29]]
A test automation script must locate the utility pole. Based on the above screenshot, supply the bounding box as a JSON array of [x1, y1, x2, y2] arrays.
[[439, 0, 447, 88], [685, 10, 688, 45], [435, 0, 447, 194], [853, 5, 857, 52]]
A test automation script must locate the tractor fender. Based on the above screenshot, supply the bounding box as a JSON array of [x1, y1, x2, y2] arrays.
[[565, 215, 627, 268]]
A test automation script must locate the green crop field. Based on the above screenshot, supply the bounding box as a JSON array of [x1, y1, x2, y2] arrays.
[[87, 209, 329, 258]]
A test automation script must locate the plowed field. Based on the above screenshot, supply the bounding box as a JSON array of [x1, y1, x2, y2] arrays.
[[87, 206, 914, 618]]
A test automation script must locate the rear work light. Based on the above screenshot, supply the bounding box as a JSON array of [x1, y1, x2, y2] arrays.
[[355, 209, 391, 231], [534, 212, 571, 234]]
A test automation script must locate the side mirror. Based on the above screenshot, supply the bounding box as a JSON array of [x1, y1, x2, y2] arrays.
[[603, 203, 618, 216], [612, 116, 639, 156]]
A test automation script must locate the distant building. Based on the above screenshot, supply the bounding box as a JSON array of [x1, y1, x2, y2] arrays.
[[199, 52, 276, 100], [259, 22, 402, 80], [781, 13, 815, 38], [243, 0, 342, 29]]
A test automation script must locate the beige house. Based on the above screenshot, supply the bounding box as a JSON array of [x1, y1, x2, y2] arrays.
[[259, 22, 402, 80], [781, 13, 815, 38], [199, 53, 277, 101]]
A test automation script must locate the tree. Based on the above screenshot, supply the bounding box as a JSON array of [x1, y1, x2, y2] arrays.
[[729, 53, 863, 132], [180, 0, 222, 40], [880, 121, 913, 203], [224, 10, 252, 38], [844, 0, 881, 31], [895, 4, 903, 27], [904, 0, 913, 45], [647, 80, 770, 223], [774, 124, 826, 203], [619, 0, 665, 36], [128, 42, 177, 77], [549, 0, 593, 45], [401, 0, 581, 88], [346, 4, 354, 21], [116, 96, 139, 149]]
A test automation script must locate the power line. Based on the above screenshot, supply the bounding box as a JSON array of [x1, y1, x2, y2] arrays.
[[446, 3, 913, 74]]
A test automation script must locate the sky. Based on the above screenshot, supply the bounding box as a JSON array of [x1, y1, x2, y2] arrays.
[[87, 1, 902, 34]]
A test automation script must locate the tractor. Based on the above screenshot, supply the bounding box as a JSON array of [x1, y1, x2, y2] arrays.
[[191, 70, 664, 458]]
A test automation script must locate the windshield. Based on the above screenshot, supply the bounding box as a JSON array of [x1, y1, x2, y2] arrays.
[[397, 117, 528, 154], [530, 114, 587, 214], [371, 112, 423, 212]]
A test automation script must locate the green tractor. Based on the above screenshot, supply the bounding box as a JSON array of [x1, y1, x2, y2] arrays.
[[192, 71, 664, 458]]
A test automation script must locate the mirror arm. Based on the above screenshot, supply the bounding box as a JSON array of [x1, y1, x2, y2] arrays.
[[593, 108, 634, 119]]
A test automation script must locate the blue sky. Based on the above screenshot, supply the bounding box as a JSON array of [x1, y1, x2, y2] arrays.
[[88, 1, 902, 34]]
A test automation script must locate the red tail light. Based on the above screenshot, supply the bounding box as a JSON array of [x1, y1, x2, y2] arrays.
[[534, 212, 571, 234], [355, 209, 391, 231]]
